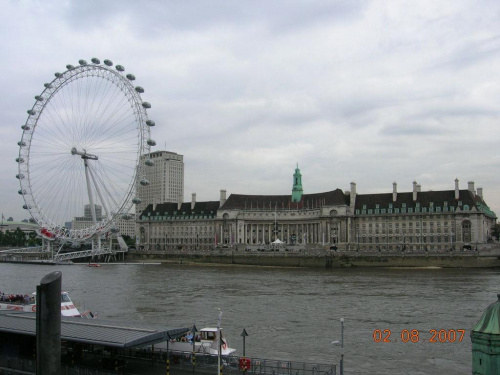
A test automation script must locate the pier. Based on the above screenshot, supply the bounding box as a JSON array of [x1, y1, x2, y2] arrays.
[[0, 311, 337, 375]]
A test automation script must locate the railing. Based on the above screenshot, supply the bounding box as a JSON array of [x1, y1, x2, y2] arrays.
[[128, 349, 337, 375], [0, 246, 44, 254], [0, 352, 336, 375], [54, 248, 127, 261]]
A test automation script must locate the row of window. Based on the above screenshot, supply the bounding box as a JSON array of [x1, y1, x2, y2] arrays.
[[356, 205, 470, 215]]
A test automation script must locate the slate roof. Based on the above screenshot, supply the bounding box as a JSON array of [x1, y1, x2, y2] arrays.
[[140, 201, 221, 218], [221, 189, 349, 210], [0, 311, 188, 348], [354, 189, 496, 218]]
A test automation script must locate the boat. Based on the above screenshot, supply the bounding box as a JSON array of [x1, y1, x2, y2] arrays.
[[88, 263, 101, 267], [155, 327, 236, 355], [0, 291, 95, 318]]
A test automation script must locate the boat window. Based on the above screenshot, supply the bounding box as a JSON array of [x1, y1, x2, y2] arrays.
[[61, 294, 71, 303], [202, 331, 216, 340]]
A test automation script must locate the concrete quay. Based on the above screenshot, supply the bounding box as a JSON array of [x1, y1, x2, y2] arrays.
[[126, 246, 500, 268]]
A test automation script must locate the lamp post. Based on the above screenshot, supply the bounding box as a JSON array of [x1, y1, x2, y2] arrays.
[[166, 333, 171, 375], [241, 328, 249, 372], [217, 310, 223, 375], [241, 329, 249, 356], [191, 324, 198, 372], [331, 318, 345, 375]]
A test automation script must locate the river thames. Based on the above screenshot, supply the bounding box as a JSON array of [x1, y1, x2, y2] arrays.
[[0, 262, 498, 374]]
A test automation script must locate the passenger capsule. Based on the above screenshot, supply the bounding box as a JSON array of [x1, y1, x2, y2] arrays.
[[116, 65, 125, 72], [145, 159, 154, 166], [135, 86, 144, 93], [104, 59, 113, 66], [79, 59, 87, 66], [44, 83, 52, 89], [146, 120, 155, 127], [27, 110, 36, 116], [147, 139, 156, 146], [140, 179, 150, 186], [122, 213, 132, 220], [23, 204, 31, 210], [16, 157, 24, 163], [18, 141, 26, 147], [91, 57, 100, 64], [142, 102, 151, 109], [21, 125, 30, 131], [66, 64, 75, 70], [126, 74, 136, 80], [132, 197, 142, 204], [18, 189, 26, 195], [16, 174, 25, 179], [55, 72, 63, 78], [35, 95, 44, 102], [110, 227, 119, 233]]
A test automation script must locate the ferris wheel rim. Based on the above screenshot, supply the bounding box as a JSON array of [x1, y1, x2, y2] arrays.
[[17, 59, 153, 241]]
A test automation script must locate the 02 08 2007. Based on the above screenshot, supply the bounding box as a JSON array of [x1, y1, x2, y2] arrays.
[[372, 329, 466, 343]]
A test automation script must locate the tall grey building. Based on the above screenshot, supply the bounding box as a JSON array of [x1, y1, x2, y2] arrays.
[[136, 151, 184, 215]]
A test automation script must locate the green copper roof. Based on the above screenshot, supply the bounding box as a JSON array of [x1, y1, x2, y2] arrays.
[[472, 294, 500, 334], [292, 163, 303, 203]]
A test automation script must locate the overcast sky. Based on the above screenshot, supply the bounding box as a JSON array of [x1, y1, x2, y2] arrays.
[[1, 0, 499, 222]]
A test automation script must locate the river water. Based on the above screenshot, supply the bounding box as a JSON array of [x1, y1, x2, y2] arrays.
[[0, 262, 498, 374]]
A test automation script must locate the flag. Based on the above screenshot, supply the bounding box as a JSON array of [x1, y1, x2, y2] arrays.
[[1, 213, 4, 221]]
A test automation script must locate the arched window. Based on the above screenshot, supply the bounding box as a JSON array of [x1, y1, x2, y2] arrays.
[[462, 220, 471, 243]]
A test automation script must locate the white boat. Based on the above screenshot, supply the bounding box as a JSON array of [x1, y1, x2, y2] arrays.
[[155, 327, 236, 355], [0, 291, 95, 318]]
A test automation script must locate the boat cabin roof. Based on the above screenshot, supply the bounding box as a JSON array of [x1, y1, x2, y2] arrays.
[[200, 327, 223, 332]]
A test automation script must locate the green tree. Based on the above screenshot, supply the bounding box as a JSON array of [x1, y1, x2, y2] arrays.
[[121, 235, 136, 247], [491, 224, 500, 241], [27, 231, 42, 246]]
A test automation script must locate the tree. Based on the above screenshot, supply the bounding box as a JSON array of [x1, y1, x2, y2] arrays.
[[491, 224, 500, 241], [7, 217, 13, 222], [121, 235, 136, 247]]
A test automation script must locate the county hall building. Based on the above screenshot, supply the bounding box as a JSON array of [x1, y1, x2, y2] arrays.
[[137, 165, 497, 252]]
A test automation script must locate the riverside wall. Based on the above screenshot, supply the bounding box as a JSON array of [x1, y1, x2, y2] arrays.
[[126, 249, 500, 268]]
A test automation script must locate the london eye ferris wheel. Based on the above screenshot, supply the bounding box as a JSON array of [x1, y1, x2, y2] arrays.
[[16, 58, 156, 242]]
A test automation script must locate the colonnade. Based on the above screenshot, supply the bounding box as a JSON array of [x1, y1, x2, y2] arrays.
[[233, 222, 325, 244]]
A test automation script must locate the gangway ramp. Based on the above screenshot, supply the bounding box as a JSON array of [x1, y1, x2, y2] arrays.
[[0, 246, 44, 254]]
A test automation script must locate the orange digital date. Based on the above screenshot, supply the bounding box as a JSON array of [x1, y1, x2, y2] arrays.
[[373, 329, 466, 343]]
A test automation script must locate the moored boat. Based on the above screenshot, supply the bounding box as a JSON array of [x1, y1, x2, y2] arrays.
[[155, 327, 236, 355], [0, 291, 94, 318]]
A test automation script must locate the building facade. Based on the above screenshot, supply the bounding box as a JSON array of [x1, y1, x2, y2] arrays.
[[72, 205, 136, 238], [137, 167, 497, 252], [138, 193, 220, 251], [136, 151, 184, 214]]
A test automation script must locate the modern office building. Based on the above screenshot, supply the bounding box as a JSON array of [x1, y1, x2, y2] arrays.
[[138, 166, 497, 252], [72, 204, 103, 231], [136, 151, 184, 215]]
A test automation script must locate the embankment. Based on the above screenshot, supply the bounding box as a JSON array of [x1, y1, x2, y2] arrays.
[[126, 250, 500, 268]]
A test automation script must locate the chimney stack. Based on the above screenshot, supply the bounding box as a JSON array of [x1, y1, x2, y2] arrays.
[[191, 193, 196, 210], [393, 182, 397, 202], [455, 178, 459, 200], [177, 194, 183, 210], [468, 181, 475, 194], [413, 181, 418, 201], [350, 182, 357, 208], [477, 187, 483, 199], [220, 189, 227, 207]]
